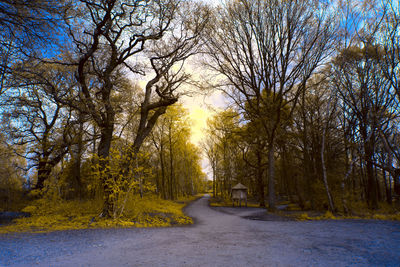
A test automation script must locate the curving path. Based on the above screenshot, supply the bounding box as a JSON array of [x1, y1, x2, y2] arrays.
[[1, 195, 400, 266]]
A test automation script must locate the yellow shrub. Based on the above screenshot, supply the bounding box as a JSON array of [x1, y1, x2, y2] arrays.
[[298, 213, 311, 221], [287, 203, 302, 211], [372, 213, 400, 221], [372, 214, 387, 220], [0, 194, 200, 233], [322, 211, 336, 220]]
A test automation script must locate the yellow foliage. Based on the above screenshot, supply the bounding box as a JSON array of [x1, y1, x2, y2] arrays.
[[372, 214, 388, 220], [0, 194, 201, 234], [294, 209, 400, 221], [371, 213, 400, 221], [208, 197, 261, 208], [341, 200, 400, 220], [286, 203, 302, 211], [297, 213, 312, 221], [321, 211, 336, 220], [295, 211, 336, 221]]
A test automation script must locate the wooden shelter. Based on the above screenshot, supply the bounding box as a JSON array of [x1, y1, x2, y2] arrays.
[[231, 183, 247, 207]]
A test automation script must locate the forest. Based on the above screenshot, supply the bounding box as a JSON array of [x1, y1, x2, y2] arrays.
[[0, 0, 399, 230]]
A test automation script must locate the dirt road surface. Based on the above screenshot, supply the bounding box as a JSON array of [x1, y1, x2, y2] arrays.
[[1, 195, 399, 266]]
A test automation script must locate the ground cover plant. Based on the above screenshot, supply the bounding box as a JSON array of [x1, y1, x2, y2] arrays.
[[0, 194, 201, 234]]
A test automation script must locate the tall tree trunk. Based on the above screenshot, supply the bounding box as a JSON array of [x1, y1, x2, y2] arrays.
[[212, 159, 216, 198], [342, 153, 356, 215], [280, 147, 289, 199], [364, 142, 378, 209], [98, 123, 114, 217], [321, 102, 335, 212], [168, 126, 174, 200], [300, 84, 309, 210], [393, 169, 400, 196], [92, 125, 97, 154], [383, 168, 392, 204], [216, 162, 219, 198], [71, 117, 84, 199], [35, 135, 52, 190], [256, 148, 265, 207], [374, 164, 382, 201], [36, 156, 51, 190], [158, 141, 167, 200], [321, 145, 335, 212], [222, 142, 227, 199], [359, 157, 366, 201], [381, 134, 400, 196], [268, 141, 276, 211]]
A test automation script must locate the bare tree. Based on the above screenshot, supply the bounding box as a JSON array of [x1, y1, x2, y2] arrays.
[[0, 0, 68, 47], [200, 138, 219, 198], [0, 0, 71, 96], [62, 0, 209, 216], [130, 2, 210, 155], [0, 63, 76, 190], [204, 0, 334, 210], [333, 44, 397, 209], [379, 0, 400, 100]]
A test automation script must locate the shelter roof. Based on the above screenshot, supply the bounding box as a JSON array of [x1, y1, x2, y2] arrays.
[[232, 183, 247, 190]]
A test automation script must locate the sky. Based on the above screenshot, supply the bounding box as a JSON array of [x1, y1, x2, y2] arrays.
[[181, 90, 226, 145], [176, 46, 230, 179], [179, 89, 227, 180]]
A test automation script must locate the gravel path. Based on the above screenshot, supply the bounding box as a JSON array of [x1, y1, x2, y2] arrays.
[[1, 195, 400, 266]]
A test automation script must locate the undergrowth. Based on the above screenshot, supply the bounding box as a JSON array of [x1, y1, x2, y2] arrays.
[[0, 194, 201, 234], [209, 197, 400, 221], [294, 202, 400, 221], [296, 211, 400, 221]]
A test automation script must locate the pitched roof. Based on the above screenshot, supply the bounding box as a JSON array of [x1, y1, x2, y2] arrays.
[[232, 183, 247, 190]]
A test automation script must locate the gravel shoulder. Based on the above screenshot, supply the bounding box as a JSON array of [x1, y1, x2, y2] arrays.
[[1, 195, 399, 267]]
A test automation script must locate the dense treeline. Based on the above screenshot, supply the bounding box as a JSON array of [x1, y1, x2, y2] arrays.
[[0, 0, 208, 217], [202, 0, 400, 213]]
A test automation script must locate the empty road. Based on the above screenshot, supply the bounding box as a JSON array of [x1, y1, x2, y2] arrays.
[[1, 195, 400, 266]]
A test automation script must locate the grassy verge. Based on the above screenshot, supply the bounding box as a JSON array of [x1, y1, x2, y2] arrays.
[[275, 202, 400, 221], [0, 194, 202, 234], [291, 210, 400, 221], [209, 197, 400, 221], [208, 197, 263, 208]]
